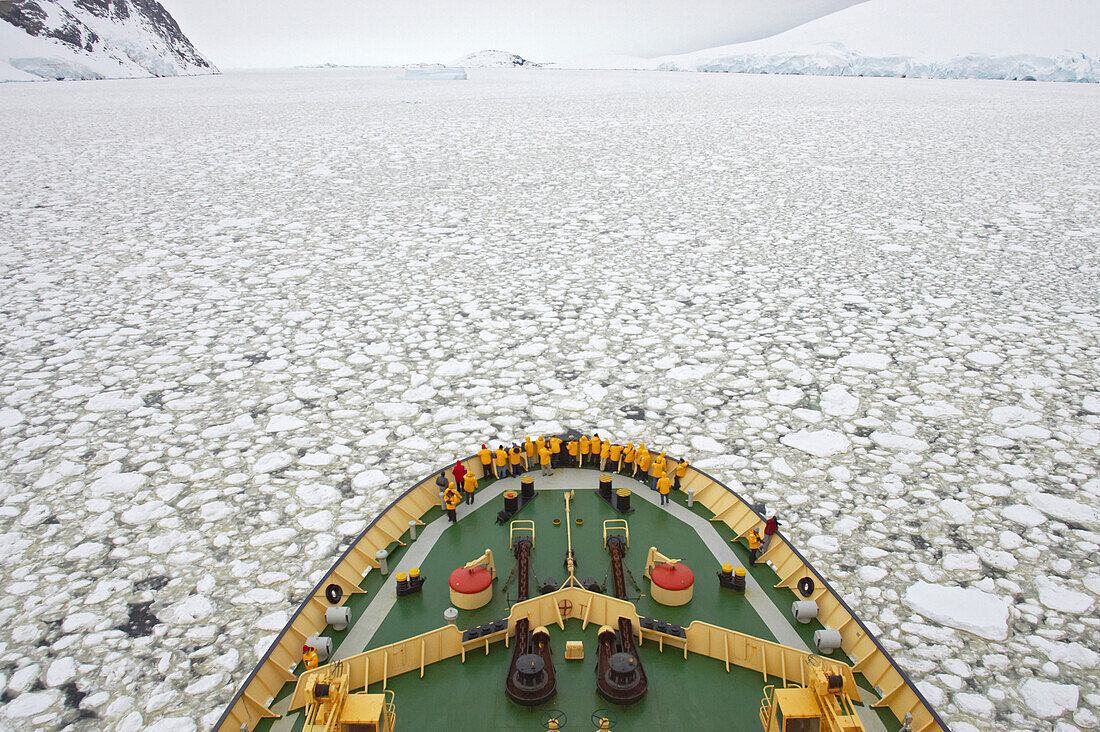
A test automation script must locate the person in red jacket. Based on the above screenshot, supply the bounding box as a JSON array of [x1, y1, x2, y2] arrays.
[[452, 459, 467, 489], [760, 514, 780, 554]]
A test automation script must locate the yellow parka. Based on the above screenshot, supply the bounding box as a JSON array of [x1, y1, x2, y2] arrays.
[[444, 485, 461, 510]]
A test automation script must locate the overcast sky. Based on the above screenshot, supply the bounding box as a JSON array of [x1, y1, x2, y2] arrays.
[[162, 0, 864, 68]]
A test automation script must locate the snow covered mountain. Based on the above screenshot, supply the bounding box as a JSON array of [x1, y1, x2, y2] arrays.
[[451, 50, 539, 68], [573, 0, 1100, 82], [0, 0, 216, 82]]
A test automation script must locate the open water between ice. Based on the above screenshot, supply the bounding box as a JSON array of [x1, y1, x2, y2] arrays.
[[0, 68, 1097, 730]]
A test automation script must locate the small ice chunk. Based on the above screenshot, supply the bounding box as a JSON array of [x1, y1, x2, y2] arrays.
[[943, 553, 980, 571], [837, 352, 891, 370], [858, 566, 887, 583], [966, 350, 1004, 366], [955, 693, 994, 716], [256, 611, 289, 631], [295, 483, 341, 506], [88, 472, 147, 497], [265, 415, 307, 432], [377, 402, 418, 418], [0, 408, 25, 427], [940, 499, 975, 524], [766, 387, 803, 406], [690, 435, 725, 453], [1083, 395, 1100, 414], [903, 581, 1010, 640], [780, 429, 851, 458], [1029, 637, 1099, 669], [667, 365, 713, 381], [249, 528, 296, 547], [300, 452, 335, 467], [1027, 492, 1098, 528], [990, 406, 1041, 426], [252, 452, 294, 474], [436, 360, 473, 377], [1035, 577, 1095, 614], [2, 690, 60, 718], [159, 595, 214, 625], [870, 431, 930, 452], [1019, 678, 1079, 719], [45, 657, 76, 687], [1002, 504, 1045, 527], [770, 457, 796, 477], [86, 391, 143, 412], [976, 547, 1018, 572], [820, 385, 859, 417], [806, 535, 839, 553], [352, 469, 388, 491]]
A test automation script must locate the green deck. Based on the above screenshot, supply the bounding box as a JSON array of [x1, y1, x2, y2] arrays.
[[254, 467, 899, 731]]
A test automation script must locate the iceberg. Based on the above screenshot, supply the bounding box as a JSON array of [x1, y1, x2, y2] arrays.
[[402, 65, 467, 80]]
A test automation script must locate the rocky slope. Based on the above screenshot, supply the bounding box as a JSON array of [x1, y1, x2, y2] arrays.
[[451, 50, 538, 68], [1, 0, 216, 81]]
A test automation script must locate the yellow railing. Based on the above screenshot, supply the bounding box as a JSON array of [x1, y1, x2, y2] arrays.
[[760, 684, 776, 730]]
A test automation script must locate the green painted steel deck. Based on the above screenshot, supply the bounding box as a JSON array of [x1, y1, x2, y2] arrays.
[[253, 467, 900, 731]]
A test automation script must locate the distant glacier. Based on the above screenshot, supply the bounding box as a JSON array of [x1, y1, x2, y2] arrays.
[[653, 45, 1099, 83]]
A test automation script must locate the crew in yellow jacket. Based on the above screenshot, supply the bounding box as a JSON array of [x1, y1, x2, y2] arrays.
[[578, 435, 590, 467], [538, 446, 552, 476], [635, 444, 651, 479], [462, 471, 478, 505], [656, 472, 672, 506], [443, 483, 462, 523], [599, 440, 610, 471], [608, 442, 623, 472], [566, 439, 579, 466], [621, 442, 635, 475], [674, 458, 689, 491], [590, 433, 602, 466], [478, 444, 493, 479], [494, 446, 508, 479], [549, 436, 563, 469], [509, 444, 523, 477], [523, 437, 535, 470], [650, 453, 666, 491]]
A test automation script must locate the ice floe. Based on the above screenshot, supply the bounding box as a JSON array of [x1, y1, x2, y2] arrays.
[[903, 582, 1010, 641], [780, 429, 851, 458], [0, 68, 1096, 731]]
